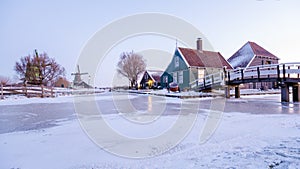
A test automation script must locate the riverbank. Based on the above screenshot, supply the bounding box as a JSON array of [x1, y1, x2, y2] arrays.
[[115, 88, 281, 99]]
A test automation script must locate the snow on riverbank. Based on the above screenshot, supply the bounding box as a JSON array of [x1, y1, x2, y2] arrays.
[[0, 88, 280, 105], [119, 88, 281, 98], [1, 110, 300, 168], [0, 91, 114, 106], [0, 88, 109, 105]]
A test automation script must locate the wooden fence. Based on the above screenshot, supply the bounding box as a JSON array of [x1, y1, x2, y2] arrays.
[[0, 85, 54, 99]]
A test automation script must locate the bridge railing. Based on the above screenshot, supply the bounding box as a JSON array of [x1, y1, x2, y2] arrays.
[[228, 64, 278, 81], [282, 63, 300, 79], [190, 71, 225, 89], [190, 62, 300, 90], [227, 62, 300, 82]]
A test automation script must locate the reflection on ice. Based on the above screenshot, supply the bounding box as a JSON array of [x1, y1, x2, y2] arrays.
[[148, 96, 152, 112], [281, 102, 300, 114]]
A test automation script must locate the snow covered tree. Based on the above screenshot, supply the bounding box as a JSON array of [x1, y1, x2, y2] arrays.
[[117, 52, 146, 88], [14, 50, 66, 86]]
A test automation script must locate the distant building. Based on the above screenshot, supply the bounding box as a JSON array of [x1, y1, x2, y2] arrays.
[[71, 65, 92, 89], [72, 81, 92, 89], [140, 70, 164, 89], [54, 77, 70, 88], [162, 38, 232, 90], [227, 41, 280, 89]]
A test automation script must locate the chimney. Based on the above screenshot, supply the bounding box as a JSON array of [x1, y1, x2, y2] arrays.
[[197, 38, 203, 51]]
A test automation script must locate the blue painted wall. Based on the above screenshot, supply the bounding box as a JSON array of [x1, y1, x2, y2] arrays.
[[164, 48, 190, 89]]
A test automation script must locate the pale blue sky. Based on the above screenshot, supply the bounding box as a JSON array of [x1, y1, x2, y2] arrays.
[[1, 0, 299, 86]]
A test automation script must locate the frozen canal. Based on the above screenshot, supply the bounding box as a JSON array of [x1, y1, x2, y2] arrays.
[[0, 92, 299, 134], [0, 92, 300, 168]]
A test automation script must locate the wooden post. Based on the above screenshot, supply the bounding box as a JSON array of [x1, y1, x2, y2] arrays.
[[24, 83, 28, 97], [277, 65, 280, 80], [41, 85, 44, 98], [277, 65, 280, 81], [292, 85, 300, 102], [235, 86, 240, 98], [282, 64, 286, 80], [51, 87, 54, 97], [223, 67, 227, 80], [257, 67, 260, 81], [225, 86, 230, 98], [1, 83, 3, 99], [241, 69, 244, 81], [281, 83, 289, 102]]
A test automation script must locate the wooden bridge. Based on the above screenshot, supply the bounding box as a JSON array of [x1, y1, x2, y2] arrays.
[[190, 63, 300, 102]]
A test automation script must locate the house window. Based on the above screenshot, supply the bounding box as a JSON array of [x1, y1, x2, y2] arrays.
[[198, 69, 205, 83], [174, 56, 179, 67], [265, 61, 271, 65], [163, 76, 168, 83], [173, 72, 177, 83], [198, 69, 205, 79], [178, 71, 183, 84]]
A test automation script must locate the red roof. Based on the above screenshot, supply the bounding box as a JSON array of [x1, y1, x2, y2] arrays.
[[249, 41, 279, 59], [178, 47, 233, 69], [227, 41, 280, 68]]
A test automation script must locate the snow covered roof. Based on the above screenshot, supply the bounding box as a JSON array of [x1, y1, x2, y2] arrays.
[[138, 70, 164, 84], [178, 47, 233, 69], [228, 41, 279, 68], [147, 70, 164, 82]]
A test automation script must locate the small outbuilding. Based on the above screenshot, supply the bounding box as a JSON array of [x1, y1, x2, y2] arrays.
[[54, 77, 70, 88], [140, 70, 164, 89]]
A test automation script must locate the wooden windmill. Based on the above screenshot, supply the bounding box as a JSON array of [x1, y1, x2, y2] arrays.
[[71, 65, 88, 86]]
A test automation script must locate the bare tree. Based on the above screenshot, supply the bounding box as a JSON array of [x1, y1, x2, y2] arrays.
[[0, 76, 10, 99], [117, 52, 146, 88], [14, 50, 66, 86]]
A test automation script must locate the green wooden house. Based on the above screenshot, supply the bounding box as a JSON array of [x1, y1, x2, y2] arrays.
[[161, 38, 232, 90]]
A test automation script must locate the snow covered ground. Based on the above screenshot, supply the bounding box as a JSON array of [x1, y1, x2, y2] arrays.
[[120, 88, 280, 99], [0, 92, 300, 169]]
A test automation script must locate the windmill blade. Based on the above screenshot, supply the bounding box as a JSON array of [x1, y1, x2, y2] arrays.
[[77, 65, 80, 73]]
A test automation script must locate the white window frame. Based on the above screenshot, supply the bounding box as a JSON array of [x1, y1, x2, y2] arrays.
[[178, 71, 183, 84], [174, 56, 179, 67], [198, 69, 205, 83], [173, 72, 177, 83], [163, 75, 168, 83]]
